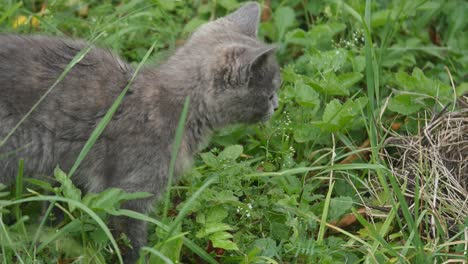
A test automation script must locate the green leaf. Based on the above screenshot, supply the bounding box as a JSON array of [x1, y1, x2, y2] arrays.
[[54, 167, 81, 212], [274, 7, 295, 39], [90, 228, 110, 245], [395, 71, 419, 92], [218, 0, 239, 10], [338, 72, 364, 90], [209, 231, 239, 250], [319, 71, 363, 96], [284, 29, 307, 46], [293, 123, 321, 143], [83, 188, 151, 213], [158, 235, 184, 262], [206, 206, 228, 223], [214, 190, 239, 203], [218, 145, 243, 160], [388, 94, 425, 115], [285, 23, 346, 49], [305, 23, 346, 49], [196, 206, 229, 224], [328, 196, 353, 221], [152, 226, 184, 263], [254, 238, 278, 257], [307, 49, 348, 72], [157, 1, 176, 11], [200, 151, 218, 167], [318, 72, 350, 96], [371, 9, 397, 28], [395, 68, 452, 102], [269, 222, 290, 240], [295, 80, 320, 107], [25, 178, 55, 193], [183, 18, 207, 33], [316, 97, 368, 132], [457, 83, 468, 97], [196, 222, 234, 237]]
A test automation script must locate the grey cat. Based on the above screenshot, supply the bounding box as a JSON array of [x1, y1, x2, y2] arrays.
[[0, 2, 280, 262]]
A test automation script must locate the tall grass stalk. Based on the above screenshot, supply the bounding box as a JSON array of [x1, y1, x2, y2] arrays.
[[362, 0, 391, 201], [0, 2, 22, 25], [14, 159, 27, 238], [0, 214, 25, 264], [29, 201, 55, 253], [141, 247, 174, 264], [317, 133, 336, 244], [162, 96, 190, 220]]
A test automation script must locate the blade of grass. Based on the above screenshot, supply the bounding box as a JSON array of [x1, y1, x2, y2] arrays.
[[244, 163, 385, 178], [141, 247, 174, 264], [400, 210, 428, 258], [386, 169, 425, 261], [68, 39, 158, 177], [29, 201, 55, 253], [317, 181, 334, 244], [0, 217, 7, 264], [14, 159, 27, 238], [183, 237, 219, 264], [0, 213, 25, 264], [368, 205, 398, 261], [0, 2, 22, 25], [36, 219, 81, 252], [318, 133, 337, 244], [353, 207, 404, 262], [155, 232, 188, 248], [362, 0, 392, 209], [329, 0, 361, 22], [162, 96, 190, 220]]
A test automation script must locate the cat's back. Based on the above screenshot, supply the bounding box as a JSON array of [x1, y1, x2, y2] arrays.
[[0, 35, 138, 182], [0, 34, 133, 117]]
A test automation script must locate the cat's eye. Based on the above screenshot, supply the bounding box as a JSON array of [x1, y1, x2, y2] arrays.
[[269, 95, 274, 100]]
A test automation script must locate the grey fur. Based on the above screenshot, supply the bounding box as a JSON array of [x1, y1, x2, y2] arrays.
[[0, 2, 280, 262]]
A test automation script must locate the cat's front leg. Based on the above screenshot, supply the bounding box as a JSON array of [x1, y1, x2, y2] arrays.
[[110, 197, 154, 264]]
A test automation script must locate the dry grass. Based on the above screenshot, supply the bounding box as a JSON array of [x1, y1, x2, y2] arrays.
[[385, 102, 467, 237]]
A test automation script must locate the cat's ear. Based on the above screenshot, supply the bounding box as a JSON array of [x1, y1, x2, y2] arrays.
[[215, 45, 276, 86], [248, 45, 276, 69], [224, 2, 261, 37], [245, 45, 276, 76]]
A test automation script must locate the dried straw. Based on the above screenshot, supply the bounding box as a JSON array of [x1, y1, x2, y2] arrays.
[[385, 104, 467, 235]]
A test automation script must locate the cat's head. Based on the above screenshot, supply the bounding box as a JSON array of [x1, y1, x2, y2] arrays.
[[180, 2, 281, 126]]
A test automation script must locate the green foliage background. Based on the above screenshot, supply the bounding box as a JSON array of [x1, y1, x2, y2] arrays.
[[0, 0, 467, 263]]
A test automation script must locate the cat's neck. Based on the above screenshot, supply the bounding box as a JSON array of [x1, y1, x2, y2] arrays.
[[138, 66, 215, 155]]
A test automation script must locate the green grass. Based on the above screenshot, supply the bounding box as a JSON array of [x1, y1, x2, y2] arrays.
[[1, 0, 467, 263]]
